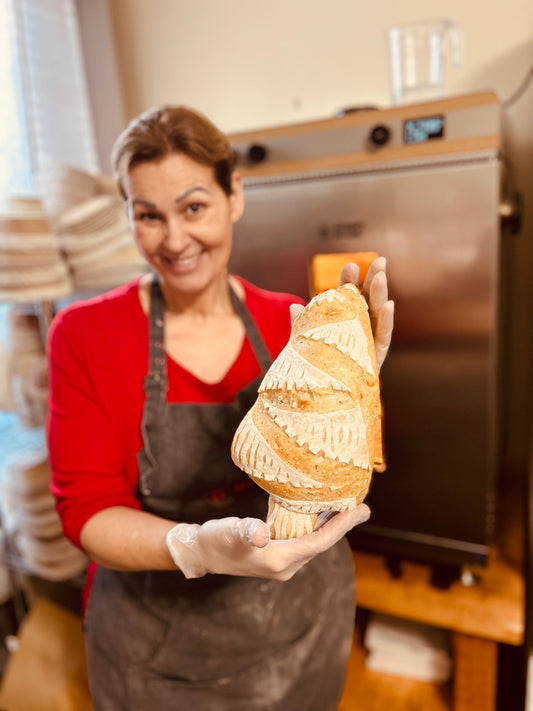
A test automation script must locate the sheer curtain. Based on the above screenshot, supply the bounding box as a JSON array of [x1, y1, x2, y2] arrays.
[[0, 0, 33, 196], [0, 0, 99, 199], [0, 1, 126, 486]]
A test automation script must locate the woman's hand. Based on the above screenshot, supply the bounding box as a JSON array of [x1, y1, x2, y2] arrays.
[[166, 506, 370, 580], [340, 257, 394, 371], [291, 257, 394, 371]]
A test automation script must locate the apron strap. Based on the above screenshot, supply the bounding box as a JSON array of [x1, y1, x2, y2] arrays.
[[228, 282, 272, 372], [143, 276, 273, 402], [143, 276, 167, 401]]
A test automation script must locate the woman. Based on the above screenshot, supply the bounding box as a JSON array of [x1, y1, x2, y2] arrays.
[[47, 106, 394, 710]]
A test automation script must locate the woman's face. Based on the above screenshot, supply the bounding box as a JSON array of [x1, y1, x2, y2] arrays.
[[124, 152, 243, 296]]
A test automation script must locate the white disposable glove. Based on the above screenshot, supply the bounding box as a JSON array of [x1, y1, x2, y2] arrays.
[[341, 257, 394, 372], [290, 257, 394, 372], [166, 505, 370, 580]]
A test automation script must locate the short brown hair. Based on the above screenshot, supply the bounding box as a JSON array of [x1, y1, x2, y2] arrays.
[[112, 106, 236, 199]]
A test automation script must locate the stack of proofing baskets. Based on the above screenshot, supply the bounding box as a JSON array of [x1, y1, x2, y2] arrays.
[[0, 165, 149, 300], [56, 193, 147, 292], [0, 450, 88, 582], [0, 197, 72, 303], [43, 164, 148, 293], [0, 165, 148, 585]]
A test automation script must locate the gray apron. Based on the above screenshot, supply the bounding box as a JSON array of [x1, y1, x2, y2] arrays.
[[84, 278, 356, 711]]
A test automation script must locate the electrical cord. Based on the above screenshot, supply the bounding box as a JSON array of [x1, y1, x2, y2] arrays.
[[502, 64, 533, 108]]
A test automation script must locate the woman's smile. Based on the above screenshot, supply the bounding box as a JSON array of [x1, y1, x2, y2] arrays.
[[162, 250, 203, 271]]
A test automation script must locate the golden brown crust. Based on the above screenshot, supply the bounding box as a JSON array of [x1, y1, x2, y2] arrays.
[[231, 283, 381, 538]]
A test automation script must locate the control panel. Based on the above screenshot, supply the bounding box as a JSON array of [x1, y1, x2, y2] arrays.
[[229, 92, 500, 174]]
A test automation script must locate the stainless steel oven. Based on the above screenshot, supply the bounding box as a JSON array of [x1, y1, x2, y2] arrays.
[[229, 92, 502, 572]]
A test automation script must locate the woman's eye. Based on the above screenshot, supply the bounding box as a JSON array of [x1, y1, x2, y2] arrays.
[[186, 202, 204, 215], [138, 211, 161, 222]]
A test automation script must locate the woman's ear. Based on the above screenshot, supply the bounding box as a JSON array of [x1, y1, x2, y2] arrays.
[[229, 171, 244, 223]]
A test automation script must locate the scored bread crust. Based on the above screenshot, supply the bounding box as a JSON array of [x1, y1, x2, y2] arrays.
[[231, 282, 381, 539]]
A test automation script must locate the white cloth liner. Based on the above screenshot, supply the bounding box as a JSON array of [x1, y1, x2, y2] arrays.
[[364, 612, 453, 683]]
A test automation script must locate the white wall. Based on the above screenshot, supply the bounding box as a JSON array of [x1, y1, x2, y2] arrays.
[[107, 0, 533, 132], [76, 0, 126, 173], [105, 0, 533, 473]]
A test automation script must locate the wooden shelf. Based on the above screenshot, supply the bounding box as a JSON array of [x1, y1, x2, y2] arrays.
[[354, 545, 524, 646], [337, 538, 524, 711]]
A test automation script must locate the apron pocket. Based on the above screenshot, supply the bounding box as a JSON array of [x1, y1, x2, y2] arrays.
[[126, 560, 355, 711], [146, 564, 325, 681]]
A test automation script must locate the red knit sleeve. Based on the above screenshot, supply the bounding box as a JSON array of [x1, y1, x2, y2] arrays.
[[46, 300, 142, 549]]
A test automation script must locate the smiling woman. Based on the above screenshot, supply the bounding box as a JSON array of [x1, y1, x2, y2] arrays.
[[46, 103, 393, 711]]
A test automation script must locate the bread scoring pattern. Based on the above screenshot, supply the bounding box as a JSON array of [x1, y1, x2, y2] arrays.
[[231, 282, 381, 539]]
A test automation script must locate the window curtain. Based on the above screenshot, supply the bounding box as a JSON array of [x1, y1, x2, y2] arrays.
[[2, 0, 99, 197], [0, 0, 33, 195]]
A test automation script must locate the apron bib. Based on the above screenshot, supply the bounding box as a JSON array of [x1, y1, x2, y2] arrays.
[[84, 278, 356, 711]]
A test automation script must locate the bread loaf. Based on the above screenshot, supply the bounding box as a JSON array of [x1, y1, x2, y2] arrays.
[[231, 282, 381, 539]]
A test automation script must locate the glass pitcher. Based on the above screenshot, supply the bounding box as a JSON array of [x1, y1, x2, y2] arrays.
[[388, 19, 462, 105]]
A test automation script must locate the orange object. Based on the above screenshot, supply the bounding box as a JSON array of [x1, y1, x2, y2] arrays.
[[309, 251, 380, 297], [373, 399, 386, 473]]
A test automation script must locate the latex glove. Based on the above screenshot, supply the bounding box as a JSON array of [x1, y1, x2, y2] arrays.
[[291, 258, 394, 371], [340, 257, 394, 371], [166, 505, 370, 580]]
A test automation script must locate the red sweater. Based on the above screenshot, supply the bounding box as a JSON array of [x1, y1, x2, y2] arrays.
[[46, 276, 304, 549]]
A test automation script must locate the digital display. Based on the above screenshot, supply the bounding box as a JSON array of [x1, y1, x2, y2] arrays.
[[404, 115, 445, 144]]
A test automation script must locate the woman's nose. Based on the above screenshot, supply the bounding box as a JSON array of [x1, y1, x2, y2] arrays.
[[164, 217, 188, 249]]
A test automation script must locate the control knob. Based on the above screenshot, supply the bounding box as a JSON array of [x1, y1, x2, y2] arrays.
[[369, 125, 391, 147], [247, 144, 268, 164]]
